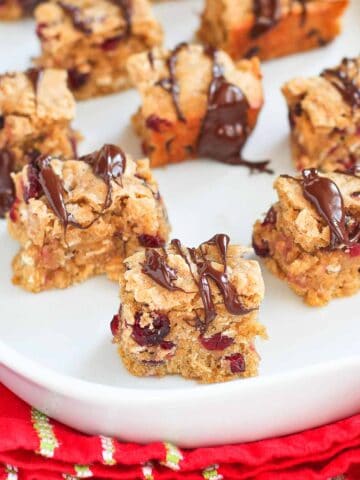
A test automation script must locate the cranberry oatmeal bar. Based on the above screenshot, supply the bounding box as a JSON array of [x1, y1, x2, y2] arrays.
[[198, 0, 348, 61], [111, 234, 266, 383], [0, 0, 43, 19], [8, 144, 170, 293], [253, 169, 360, 306], [127, 43, 268, 170], [0, 68, 79, 218], [283, 57, 360, 172], [34, 0, 163, 100]]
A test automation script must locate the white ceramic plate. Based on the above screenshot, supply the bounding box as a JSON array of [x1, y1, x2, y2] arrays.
[[0, 0, 359, 448]]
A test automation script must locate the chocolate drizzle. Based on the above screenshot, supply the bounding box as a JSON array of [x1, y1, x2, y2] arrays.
[[171, 235, 253, 333], [156, 43, 188, 123], [24, 145, 126, 230], [142, 249, 179, 291], [322, 58, 360, 109], [58, 2, 92, 33], [26, 68, 43, 92], [80, 144, 126, 210], [38, 158, 75, 229], [301, 169, 349, 248], [0, 149, 15, 218], [197, 48, 272, 173], [251, 0, 281, 38], [112, 0, 132, 37]]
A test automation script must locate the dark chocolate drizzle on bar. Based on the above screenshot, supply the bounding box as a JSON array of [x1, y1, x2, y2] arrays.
[[58, 0, 132, 36], [156, 43, 188, 123], [24, 145, 126, 230], [171, 235, 253, 333], [251, 0, 281, 38], [251, 0, 308, 38], [301, 169, 349, 248], [26, 68, 43, 92], [321, 58, 360, 109], [285, 169, 360, 249], [142, 249, 179, 291], [80, 144, 126, 210], [0, 149, 15, 218], [198, 48, 272, 173]]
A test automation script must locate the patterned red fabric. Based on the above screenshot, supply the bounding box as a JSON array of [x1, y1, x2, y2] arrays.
[[0, 383, 359, 480]]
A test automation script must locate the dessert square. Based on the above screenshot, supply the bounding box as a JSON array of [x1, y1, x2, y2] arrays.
[[198, 0, 348, 61], [112, 234, 266, 383], [253, 169, 360, 306], [0, 0, 43, 19], [127, 43, 265, 168], [34, 0, 163, 100], [0, 68, 79, 217], [282, 57, 360, 172], [8, 144, 170, 292]]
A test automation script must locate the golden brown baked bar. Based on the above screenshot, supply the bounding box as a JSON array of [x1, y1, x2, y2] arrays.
[[198, 0, 349, 61], [112, 234, 266, 383], [283, 57, 360, 172], [0, 0, 44, 19], [127, 43, 266, 169], [0, 68, 79, 218], [253, 169, 360, 306], [34, 0, 163, 100], [8, 144, 170, 292]]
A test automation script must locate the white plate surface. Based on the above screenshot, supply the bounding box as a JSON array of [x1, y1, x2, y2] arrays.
[[0, 0, 359, 447]]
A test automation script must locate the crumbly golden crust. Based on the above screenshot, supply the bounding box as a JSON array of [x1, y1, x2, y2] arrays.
[[8, 150, 170, 292], [282, 57, 360, 172], [198, 0, 348, 61], [114, 239, 266, 383], [127, 44, 263, 167], [0, 0, 23, 19], [34, 0, 163, 100], [0, 69, 78, 171], [253, 172, 360, 306]]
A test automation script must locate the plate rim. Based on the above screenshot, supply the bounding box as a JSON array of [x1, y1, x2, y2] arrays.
[[1, 338, 359, 404]]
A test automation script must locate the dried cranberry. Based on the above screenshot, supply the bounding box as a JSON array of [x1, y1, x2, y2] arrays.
[[110, 314, 120, 336], [67, 68, 89, 90], [161, 340, 175, 350], [9, 198, 19, 223], [132, 312, 170, 346], [24, 162, 42, 203], [262, 206, 277, 226], [252, 237, 270, 258], [349, 244, 360, 257], [200, 333, 234, 351], [0, 115, 4, 129], [145, 114, 172, 132], [138, 234, 165, 248], [225, 353, 246, 373], [36, 22, 48, 39], [101, 35, 123, 51]]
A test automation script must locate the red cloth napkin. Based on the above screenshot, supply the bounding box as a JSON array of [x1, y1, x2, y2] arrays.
[[0, 383, 359, 480]]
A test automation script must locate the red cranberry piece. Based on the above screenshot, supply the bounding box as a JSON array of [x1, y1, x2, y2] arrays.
[[9, 198, 19, 223], [145, 114, 172, 132], [262, 206, 277, 226], [349, 244, 360, 257], [67, 68, 89, 90], [161, 340, 175, 350], [0, 115, 4, 129], [110, 314, 120, 336], [252, 236, 270, 258], [225, 353, 246, 373], [138, 234, 165, 248], [24, 162, 42, 203], [101, 35, 123, 51], [200, 333, 234, 351], [132, 312, 170, 347]]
